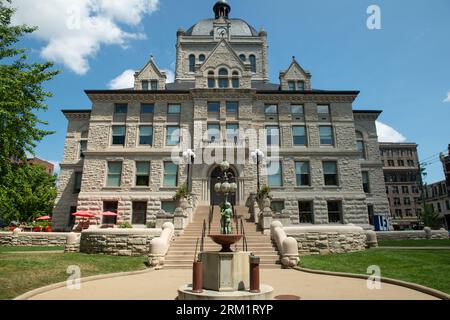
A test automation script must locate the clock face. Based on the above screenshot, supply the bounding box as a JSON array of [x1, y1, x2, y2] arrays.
[[217, 27, 227, 37]]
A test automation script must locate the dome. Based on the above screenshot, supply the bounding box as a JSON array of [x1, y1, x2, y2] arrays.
[[186, 18, 258, 37]]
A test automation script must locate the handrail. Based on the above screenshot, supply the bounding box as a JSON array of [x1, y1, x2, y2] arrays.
[[240, 219, 248, 252], [200, 219, 206, 252], [208, 205, 213, 235]]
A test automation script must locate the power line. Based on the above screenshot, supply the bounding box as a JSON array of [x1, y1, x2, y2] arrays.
[[420, 149, 447, 162]]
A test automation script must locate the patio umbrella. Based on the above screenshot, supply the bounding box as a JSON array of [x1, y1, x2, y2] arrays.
[[102, 211, 118, 216], [36, 216, 52, 221], [72, 211, 96, 218]]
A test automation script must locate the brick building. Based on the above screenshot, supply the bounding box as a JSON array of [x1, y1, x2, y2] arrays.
[[27, 157, 55, 175]]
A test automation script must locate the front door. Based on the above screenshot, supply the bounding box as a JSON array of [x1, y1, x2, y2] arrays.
[[210, 166, 236, 206]]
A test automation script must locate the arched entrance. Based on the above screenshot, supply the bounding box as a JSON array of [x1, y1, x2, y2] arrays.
[[210, 165, 237, 206]]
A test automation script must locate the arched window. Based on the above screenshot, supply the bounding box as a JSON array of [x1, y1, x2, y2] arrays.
[[218, 68, 229, 88], [239, 54, 246, 62], [189, 54, 196, 72], [249, 55, 256, 73], [232, 71, 239, 88], [207, 71, 215, 88], [199, 54, 206, 62], [356, 131, 366, 159]]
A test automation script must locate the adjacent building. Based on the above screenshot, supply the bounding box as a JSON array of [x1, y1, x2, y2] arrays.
[[423, 180, 450, 229], [53, 0, 389, 232], [440, 145, 450, 191], [379, 143, 422, 230], [27, 157, 55, 175]]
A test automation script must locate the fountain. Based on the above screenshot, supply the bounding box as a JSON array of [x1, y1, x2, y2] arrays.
[[178, 161, 274, 300]]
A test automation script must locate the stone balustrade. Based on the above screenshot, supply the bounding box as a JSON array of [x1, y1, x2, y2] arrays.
[[148, 222, 175, 267], [376, 228, 448, 241], [270, 221, 299, 267]]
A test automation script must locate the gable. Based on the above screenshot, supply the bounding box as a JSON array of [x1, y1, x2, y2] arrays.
[[284, 60, 309, 80], [199, 40, 247, 73]]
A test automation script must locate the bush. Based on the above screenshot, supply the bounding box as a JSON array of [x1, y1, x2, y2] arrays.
[[256, 185, 271, 201], [173, 185, 189, 201], [118, 222, 133, 229], [146, 221, 156, 229]]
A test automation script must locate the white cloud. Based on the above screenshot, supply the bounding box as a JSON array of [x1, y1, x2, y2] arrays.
[[162, 69, 175, 83], [376, 121, 407, 143], [108, 69, 136, 89], [443, 91, 450, 103], [49, 161, 61, 175], [11, 0, 159, 75]]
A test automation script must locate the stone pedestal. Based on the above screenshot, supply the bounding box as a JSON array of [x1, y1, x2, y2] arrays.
[[200, 251, 250, 292]]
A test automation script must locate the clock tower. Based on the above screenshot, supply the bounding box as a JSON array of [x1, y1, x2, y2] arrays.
[[213, 0, 231, 41]]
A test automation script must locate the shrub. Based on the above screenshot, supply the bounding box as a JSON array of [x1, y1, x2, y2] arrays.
[[146, 221, 156, 229], [118, 222, 133, 229]]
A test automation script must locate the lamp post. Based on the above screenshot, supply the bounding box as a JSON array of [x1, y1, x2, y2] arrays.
[[250, 149, 265, 193], [214, 161, 237, 206], [183, 149, 196, 192]]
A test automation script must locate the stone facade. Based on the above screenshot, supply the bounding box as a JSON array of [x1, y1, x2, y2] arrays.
[[0, 231, 68, 247], [53, 1, 389, 232], [376, 229, 448, 241]]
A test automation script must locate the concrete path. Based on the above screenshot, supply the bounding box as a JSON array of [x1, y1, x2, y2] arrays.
[[26, 268, 438, 300]]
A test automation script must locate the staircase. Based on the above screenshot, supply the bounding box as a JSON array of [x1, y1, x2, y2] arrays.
[[164, 205, 281, 269]]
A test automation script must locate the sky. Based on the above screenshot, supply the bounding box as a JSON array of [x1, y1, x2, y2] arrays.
[[8, 0, 450, 183]]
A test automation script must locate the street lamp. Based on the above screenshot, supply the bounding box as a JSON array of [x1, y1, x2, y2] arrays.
[[250, 149, 265, 193], [183, 149, 196, 192], [214, 161, 237, 206]]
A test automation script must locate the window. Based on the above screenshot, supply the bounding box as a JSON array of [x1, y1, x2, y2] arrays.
[[395, 209, 403, 218], [239, 54, 246, 62], [103, 202, 118, 224], [107, 162, 122, 187], [162, 201, 177, 214], [265, 104, 278, 115], [115, 104, 128, 114], [166, 126, 180, 146], [112, 126, 126, 145], [404, 197, 411, 205], [218, 68, 229, 88], [392, 186, 399, 194], [232, 71, 239, 88], [412, 185, 419, 194], [249, 55, 256, 72], [317, 105, 330, 115], [189, 54, 195, 72], [271, 201, 285, 213], [368, 205, 374, 226], [266, 126, 280, 146], [226, 102, 238, 116], [398, 160, 405, 167], [323, 161, 338, 186], [73, 172, 82, 193], [288, 81, 295, 91], [291, 105, 304, 115], [135, 162, 150, 186], [405, 209, 413, 217], [139, 126, 153, 146], [207, 124, 220, 142], [356, 132, 365, 159], [407, 160, 415, 166], [151, 80, 158, 90], [292, 126, 307, 146], [199, 54, 206, 62], [267, 160, 282, 187], [388, 160, 395, 166], [362, 172, 370, 193], [226, 124, 239, 144], [297, 81, 305, 91], [319, 126, 334, 146], [132, 202, 147, 225], [168, 104, 181, 115], [208, 102, 220, 118], [295, 162, 310, 186], [394, 198, 401, 205], [208, 71, 215, 88], [299, 202, 314, 223], [327, 201, 342, 223], [163, 162, 178, 187], [446, 200, 450, 210], [402, 186, 409, 194], [141, 104, 154, 114], [79, 140, 87, 159], [386, 186, 389, 194], [142, 80, 149, 90]]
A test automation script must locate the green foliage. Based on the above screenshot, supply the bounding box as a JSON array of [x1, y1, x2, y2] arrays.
[[118, 221, 133, 229], [146, 221, 156, 229], [0, 0, 59, 176], [173, 184, 189, 201], [419, 203, 444, 230], [256, 185, 271, 200], [0, 164, 57, 223]]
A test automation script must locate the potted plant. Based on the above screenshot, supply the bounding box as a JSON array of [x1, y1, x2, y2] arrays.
[[256, 185, 272, 210], [173, 185, 190, 209]]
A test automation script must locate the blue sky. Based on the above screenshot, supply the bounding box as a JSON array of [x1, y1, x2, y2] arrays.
[[10, 0, 450, 182]]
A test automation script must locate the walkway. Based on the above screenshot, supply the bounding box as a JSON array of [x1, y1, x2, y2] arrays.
[[24, 268, 438, 300]]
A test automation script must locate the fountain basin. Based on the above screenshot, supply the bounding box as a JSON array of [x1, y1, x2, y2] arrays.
[[209, 234, 243, 252]]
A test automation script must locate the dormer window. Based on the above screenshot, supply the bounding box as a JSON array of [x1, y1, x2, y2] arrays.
[[288, 81, 295, 91], [218, 68, 229, 88], [142, 80, 149, 90], [297, 80, 305, 91], [189, 54, 196, 72], [150, 80, 158, 90]]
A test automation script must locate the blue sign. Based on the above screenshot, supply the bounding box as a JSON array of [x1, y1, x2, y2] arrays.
[[374, 215, 390, 231]]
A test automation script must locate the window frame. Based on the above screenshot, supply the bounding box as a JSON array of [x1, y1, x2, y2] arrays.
[[323, 161, 339, 186], [327, 201, 343, 224], [267, 160, 283, 188], [319, 125, 334, 146], [107, 162, 122, 187], [111, 125, 126, 146], [163, 162, 178, 187], [292, 125, 307, 146], [139, 126, 153, 146], [295, 161, 311, 187], [166, 126, 180, 146], [299, 201, 314, 224], [135, 161, 150, 187]]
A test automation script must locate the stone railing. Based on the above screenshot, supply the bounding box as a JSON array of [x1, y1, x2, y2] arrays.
[[148, 222, 175, 267], [270, 221, 299, 267], [376, 228, 448, 241], [0, 229, 68, 247], [64, 233, 81, 253], [79, 228, 162, 256]]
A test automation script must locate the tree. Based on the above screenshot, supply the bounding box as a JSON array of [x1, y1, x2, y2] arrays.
[[0, 164, 57, 223], [0, 0, 59, 178], [418, 203, 443, 230]]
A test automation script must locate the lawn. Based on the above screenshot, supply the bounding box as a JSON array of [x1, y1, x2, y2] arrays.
[[0, 252, 148, 300], [0, 246, 64, 253], [299, 250, 450, 295], [378, 239, 450, 247]]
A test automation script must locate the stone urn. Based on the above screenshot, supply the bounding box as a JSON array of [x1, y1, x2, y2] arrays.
[[177, 197, 189, 210]]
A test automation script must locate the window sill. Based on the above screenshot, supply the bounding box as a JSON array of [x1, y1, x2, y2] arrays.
[[102, 187, 122, 191], [131, 187, 151, 190], [160, 187, 178, 191], [322, 186, 341, 190], [295, 186, 313, 190]]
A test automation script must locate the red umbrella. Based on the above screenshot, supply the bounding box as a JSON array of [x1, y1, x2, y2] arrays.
[[36, 216, 52, 221], [102, 211, 118, 217], [72, 211, 96, 218]]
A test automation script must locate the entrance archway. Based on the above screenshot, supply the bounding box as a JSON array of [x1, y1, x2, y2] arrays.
[[210, 165, 237, 206]]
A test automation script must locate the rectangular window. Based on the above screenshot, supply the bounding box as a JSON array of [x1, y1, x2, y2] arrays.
[[103, 202, 118, 224], [168, 104, 181, 114], [265, 104, 278, 115], [271, 201, 285, 213], [299, 201, 314, 223], [141, 80, 149, 90], [226, 124, 239, 144], [266, 126, 280, 146], [288, 81, 295, 91], [79, 140, 87, 159], [357, 141, 365, 159], [112, 126, 126, 145], [388, 160, 395, 166], [362, 172, 370, 193], [437, 202, 442, 212], [73, 172, 82, 193], [107, 162, 122, 187], [398, 160, 405, 166], [141, 104, 154, 114], [327, 201, 342, 223], [446, 200, 450, 210], [405, 209, 412, 217], [317, 105, 330, 115], [404, 197, 411, 205], [151, 80, 158, 91], [297, 81, 305, 91], [407, 160, 415, 166], [208, 78, 215, 88], [139, 126, 153, 146], [163, 162, 178, 187], [292, 126, 307, 146], [166, 126, 180, 146], [132, 202, 147, 225], [402, 186, 409, 194], [267, 161, 282, 187], [115, 104, 128, 114], [295, 162, 310, 186], [208, 102, 220, 119], [207, 124, 220, 142], [319, 126, 334, 146], [291, 105, 304, 115], [394, 198, 401, 205], [135, 162, 150, 187], [323, 161, 338, 186], [226, 102, 238, 116], [161, 201, 177, 214], [395, 209, 403, 218]]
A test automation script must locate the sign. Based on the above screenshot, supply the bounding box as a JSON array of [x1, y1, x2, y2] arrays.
[[374, 215, 390, 231]]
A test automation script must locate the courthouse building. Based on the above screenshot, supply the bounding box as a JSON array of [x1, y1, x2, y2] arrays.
[[53, 0, 389, 231]]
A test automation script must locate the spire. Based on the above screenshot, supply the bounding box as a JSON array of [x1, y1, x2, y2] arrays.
[[213, 0, 231, 19]]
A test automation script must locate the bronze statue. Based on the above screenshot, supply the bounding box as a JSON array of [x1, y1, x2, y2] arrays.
[[220, 202, 233, 234]]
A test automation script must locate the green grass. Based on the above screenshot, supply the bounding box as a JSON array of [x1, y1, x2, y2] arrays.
[[0, 252, 147, 300], [0, 246, 64, 253], [299, 250, 450, 294], [378, 239, 450, 247]]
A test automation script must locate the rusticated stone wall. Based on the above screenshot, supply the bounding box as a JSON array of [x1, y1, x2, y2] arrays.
[[376, 230, 448, 241], [0, 231, 68, 247]]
